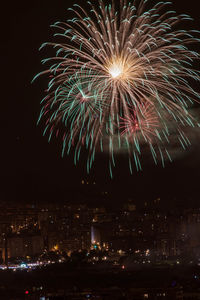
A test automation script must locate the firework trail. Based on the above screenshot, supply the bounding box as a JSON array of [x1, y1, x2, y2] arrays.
[[33, 0, 200, 176]]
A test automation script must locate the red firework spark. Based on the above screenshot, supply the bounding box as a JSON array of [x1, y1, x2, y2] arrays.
[[119, 103, 160, 143]]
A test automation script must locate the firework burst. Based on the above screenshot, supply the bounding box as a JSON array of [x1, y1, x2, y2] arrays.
[[119, 103, 159, 141], [33, 0, 200, 176]]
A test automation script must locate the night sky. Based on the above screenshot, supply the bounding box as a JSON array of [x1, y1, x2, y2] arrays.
[[2, 0, 200, 206]]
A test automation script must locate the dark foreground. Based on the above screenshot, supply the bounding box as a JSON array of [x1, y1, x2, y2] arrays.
[[2, 263, 200, 299]]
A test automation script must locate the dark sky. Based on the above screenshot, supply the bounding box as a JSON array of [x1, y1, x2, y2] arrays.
[[2, 0, 200, 206]]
